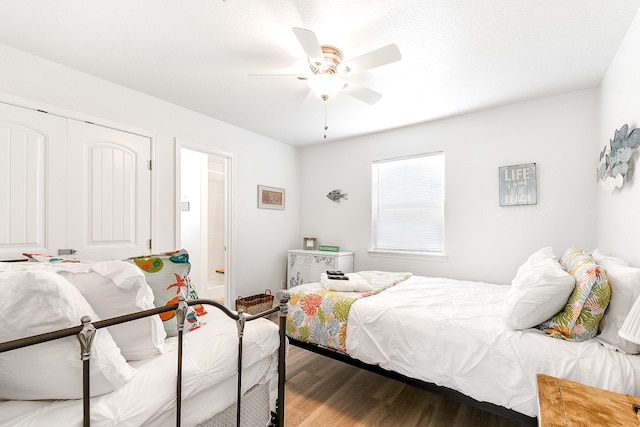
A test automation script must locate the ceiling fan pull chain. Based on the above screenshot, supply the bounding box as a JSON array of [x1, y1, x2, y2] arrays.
[[324, 104, 328, 139]]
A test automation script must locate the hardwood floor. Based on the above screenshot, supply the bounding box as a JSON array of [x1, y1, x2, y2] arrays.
[[285, 345, 532, 427]]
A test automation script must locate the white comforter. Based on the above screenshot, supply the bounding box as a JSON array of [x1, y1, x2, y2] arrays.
[[346, 275, 640, 417], [0, 310, 280, 426]]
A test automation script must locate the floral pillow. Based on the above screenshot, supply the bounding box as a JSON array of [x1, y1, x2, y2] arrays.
[[539, 248, 611, 341], [125, 249, 206, 337]]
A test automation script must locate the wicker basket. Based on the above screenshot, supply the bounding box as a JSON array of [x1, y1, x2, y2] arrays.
[[235, 289, 274, 315]]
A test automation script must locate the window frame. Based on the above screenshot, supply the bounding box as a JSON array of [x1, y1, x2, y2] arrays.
[[369, 152, 446, 260]]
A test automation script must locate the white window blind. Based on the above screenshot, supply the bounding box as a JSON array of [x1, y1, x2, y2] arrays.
[[371, 152, 444, 254]]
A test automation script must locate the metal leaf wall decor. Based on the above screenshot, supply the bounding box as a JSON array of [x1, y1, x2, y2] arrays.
[[597, 124, 640, 192]]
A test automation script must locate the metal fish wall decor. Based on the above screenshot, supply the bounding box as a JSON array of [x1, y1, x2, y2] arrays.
[[327, 190, 347, 202], [597, 124, 640, 192]]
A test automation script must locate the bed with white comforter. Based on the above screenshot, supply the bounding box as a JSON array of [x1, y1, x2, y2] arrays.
[[0, 309, 281, 427], [287, 247, 640, 420], [0, 252, 285, 427], [346, 275, 640, 418]]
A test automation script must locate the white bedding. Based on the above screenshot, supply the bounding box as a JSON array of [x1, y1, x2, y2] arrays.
[[0, 309, 281, 426], [346, 275, 640, 417]]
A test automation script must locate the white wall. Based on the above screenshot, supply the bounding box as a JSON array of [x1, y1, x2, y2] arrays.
[[0, 43, 300, 300], [300, 89, 599, 284], [598, 9, 640, 267], [1, 28, 626, 290], [180, 148, 207, 293]]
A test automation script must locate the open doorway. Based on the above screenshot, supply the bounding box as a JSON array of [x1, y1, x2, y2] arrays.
[[179, 147, 229, 303]]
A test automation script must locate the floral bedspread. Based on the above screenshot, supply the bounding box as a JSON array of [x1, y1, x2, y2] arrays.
[[286, 271, 412, 353]]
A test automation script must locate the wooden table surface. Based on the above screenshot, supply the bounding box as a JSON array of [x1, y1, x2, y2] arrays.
[[537, 373, 640, 426]]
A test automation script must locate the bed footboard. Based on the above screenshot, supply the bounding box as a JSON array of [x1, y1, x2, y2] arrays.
[[0, 291, 290, 427]]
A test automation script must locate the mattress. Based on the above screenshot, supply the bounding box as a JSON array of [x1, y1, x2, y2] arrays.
[[0, 309, 281, 426], [345, 275, 640, 417]]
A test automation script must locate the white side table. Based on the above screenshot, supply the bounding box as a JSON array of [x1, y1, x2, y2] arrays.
[[287, 250, 354, 289]]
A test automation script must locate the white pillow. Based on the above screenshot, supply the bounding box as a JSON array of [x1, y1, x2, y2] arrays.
[[51, 261, 166, 361], [590, 248, 630, 267], [320, 273, 373, 292], [514, 247, 557, 277], [504, 258, 575, 330], [593, 259, 640, 354], [0, 261, 166, 361], [0, 270, 136, 399]]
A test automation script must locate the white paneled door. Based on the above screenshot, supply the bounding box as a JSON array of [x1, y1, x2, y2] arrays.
[[67, 120, 151, 260], [0, 104, 67, 258], [0, 103, 151, 260]]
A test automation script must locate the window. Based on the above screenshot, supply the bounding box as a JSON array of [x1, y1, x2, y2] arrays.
[[371, 152, 444, 255]]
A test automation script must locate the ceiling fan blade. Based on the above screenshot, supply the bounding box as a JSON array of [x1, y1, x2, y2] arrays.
[[296, 87, 315, 110], [292, 27, 326, 69], [248, 73, 306, 78], [338, 44, 401, 75], [343, 80, 383, 105]]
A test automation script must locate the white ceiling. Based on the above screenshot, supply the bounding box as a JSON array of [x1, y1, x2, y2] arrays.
[[0, 1, 638, 147]]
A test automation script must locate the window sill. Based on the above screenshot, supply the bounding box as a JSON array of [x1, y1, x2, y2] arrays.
[[367, 250, 448, 262]]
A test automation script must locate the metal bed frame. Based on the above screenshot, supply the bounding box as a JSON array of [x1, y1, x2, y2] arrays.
[[0, 292, 290, 427], [289, 338, 537, 426]]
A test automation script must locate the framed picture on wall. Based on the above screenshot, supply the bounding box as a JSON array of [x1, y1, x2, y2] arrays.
[[499, 163, 537, 206], [257, 185, 285, 210]]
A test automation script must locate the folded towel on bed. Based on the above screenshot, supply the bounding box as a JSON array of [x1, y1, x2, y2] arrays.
[[321, 272, 373, 292]]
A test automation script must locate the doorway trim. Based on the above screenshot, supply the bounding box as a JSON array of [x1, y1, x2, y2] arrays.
[[175, 138, 234, 308]]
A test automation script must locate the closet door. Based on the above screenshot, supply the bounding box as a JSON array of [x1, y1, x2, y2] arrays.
[[67, 120, 151, 260], [0, 104, 67, 259]]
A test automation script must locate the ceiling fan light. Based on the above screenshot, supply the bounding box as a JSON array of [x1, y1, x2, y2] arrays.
[[308, 73, 344, 101]]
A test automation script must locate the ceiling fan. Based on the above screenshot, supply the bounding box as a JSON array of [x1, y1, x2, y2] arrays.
[[252, 27, 401, 105]]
